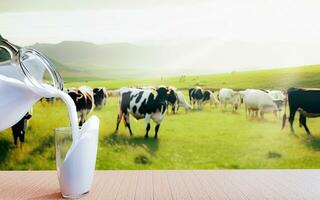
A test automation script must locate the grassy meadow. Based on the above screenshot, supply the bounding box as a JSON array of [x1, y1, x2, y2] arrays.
[[1, 65, 320, 170]]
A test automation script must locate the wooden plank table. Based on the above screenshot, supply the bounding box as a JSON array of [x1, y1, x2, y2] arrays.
[[0, 170, 319, 200]]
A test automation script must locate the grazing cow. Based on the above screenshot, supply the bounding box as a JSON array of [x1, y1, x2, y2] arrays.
[[189, 87, 217, 109], [176, 91, 191, 112], [219, 88, 241, 112], [189, 87, 203, 109], [240, 89, 278, 119], [282, 87, 320, 135], [11, 113, 32, 148], [203, 90, 219, 107], [68, 86, 94, 126], [93, 87, 107, 110], [267, 90, 286, 111], [115, 86, 168, 139], [166, 87, 178, 113]]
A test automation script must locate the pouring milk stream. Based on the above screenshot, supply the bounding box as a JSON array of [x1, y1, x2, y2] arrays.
[[0, 37, 99, 197]]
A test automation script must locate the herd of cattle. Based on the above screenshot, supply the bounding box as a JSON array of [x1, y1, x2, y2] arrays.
[[9, 85, 320, 147]]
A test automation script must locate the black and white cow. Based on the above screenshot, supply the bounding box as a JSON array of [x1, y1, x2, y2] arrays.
[[166, 87, 178, 114], [166, 87, 191, 113], [11, 113, 32, 148], [189, 87, 203, 109], [115, 86, 168, 139], [189, 87, 218, 109], [93, 87, 107, 110], [282, 87, 320, 135], [68, 86, 94, 126]]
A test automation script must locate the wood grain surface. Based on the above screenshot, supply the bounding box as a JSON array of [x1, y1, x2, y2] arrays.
[[0, 170, 319, 200]]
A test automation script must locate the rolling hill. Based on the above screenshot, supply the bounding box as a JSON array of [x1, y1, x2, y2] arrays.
[[30, 40, 320, 81]]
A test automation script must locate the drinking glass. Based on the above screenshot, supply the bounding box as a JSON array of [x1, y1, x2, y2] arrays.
[[55, 127, 89, 199]]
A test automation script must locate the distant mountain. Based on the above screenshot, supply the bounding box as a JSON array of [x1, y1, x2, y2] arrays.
[[30, 40, 320, 81], [31, 41, 178, 80]]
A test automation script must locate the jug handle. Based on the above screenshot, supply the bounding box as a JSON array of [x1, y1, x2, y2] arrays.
[[0, 36, 19, 60]]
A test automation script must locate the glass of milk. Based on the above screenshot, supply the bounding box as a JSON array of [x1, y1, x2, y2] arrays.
[[55, 127, 87, 199], [54, 116, 99, 199]]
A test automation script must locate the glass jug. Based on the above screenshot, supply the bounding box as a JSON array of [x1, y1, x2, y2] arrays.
[[0, 36, 64, 131]]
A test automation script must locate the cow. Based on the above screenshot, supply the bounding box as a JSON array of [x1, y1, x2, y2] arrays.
[[189, 87, 203, 109], [166, 86, 178, 114], [219, 88, 241, 112], [176, 91, 191, 112], [240, 89, 278, 119], [68, 86, 94, 126], [203, 90, 219, 107], [267, 90, 286, 111], [166, 87, 191, 113], [93, 87, 107, 110], [11, 113, 32, 148], [189, 87, 218, 109], [115, 86, 168, 139], [282, 87, 320, 135]]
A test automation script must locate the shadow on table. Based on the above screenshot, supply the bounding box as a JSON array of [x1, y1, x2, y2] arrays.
[[28, 192, 61, 200]]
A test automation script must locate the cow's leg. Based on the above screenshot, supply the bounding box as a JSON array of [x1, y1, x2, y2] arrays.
[[115, 110, 124, 133], [245, 105, 248, 118], [13, 133, 18, 146], [145, 114, 151, 139], [260, 110, 264, 119], [273, 110, 278, 120], [124, 113, 133, 136], [299, 115, 311, 135], [154, 123, 160, 139], [79, 110, 87, 126], [254, 110, 257, 118], [288, 110, 296, 133], [79, 113, 84, 126], [174, 102, 178, 113]]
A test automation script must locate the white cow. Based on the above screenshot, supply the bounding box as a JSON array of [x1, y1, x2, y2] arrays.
[[218, 88, 241, 112], [240, 89, 278, 119], [267, 90, 286, 111], [176, 91, 191, 112]]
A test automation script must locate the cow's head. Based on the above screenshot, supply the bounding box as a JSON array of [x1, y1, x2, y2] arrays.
[[156, 86, 168, 95], [273, 99, 284, 111], [68, 90, 83, 102], [93, 87, 107, 109], [156, 86, 169, 102], [166, 87, 176, 101]]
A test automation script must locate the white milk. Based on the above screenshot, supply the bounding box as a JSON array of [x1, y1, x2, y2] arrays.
[[58, 115, 99, 197], [0, 74, 99, 196], [0, 46, 99, 196], [0, 74, 79, 140]]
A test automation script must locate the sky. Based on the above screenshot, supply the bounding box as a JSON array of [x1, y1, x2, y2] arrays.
[[1, 0, 320, 71]]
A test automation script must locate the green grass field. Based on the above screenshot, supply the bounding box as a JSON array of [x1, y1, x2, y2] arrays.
[[1, 65, 320, 170]]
